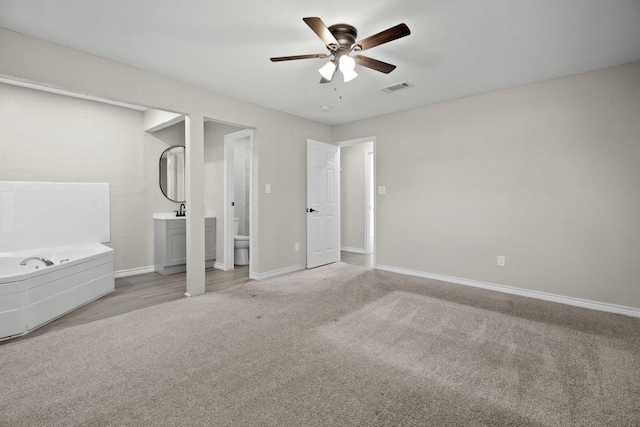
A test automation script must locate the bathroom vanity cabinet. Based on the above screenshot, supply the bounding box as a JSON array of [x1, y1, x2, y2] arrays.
[[153, 214, 216, 275]]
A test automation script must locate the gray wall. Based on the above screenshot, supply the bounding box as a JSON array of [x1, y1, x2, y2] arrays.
[[334, 61, 640, 309]]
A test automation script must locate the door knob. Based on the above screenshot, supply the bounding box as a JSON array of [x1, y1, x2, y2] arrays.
[[307, 208, 318, 213]]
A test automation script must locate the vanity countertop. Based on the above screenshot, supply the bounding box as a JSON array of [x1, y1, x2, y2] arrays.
[[153, 212, 216, 220]]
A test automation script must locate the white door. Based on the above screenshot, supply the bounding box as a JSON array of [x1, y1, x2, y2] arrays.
[[307, 139, 340, 269]]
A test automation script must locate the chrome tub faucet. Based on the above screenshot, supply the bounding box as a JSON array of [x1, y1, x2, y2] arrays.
[[19, 257, 55, 267]]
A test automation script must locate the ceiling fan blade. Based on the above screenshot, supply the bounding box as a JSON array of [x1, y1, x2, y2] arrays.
[[353, 23, 410, 51], [303, 17, 339, 50], [270, 53, 329, 62], [353, 55, 396, 74]]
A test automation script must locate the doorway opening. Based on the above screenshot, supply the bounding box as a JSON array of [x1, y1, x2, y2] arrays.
[[223, 129, 254, 275], [338, 136, 376, 266]]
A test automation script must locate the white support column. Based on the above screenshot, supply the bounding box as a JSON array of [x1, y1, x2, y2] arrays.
[[184, 114, 206, 296]]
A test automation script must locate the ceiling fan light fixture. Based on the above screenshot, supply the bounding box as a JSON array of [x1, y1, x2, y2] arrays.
[[342, 68, 358, 82], [319, 61, 336, 80], [339, 54, 358, 82], [339, 55, 356, 72]]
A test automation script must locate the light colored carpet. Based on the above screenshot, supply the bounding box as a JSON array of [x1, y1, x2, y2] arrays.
[[1, 263, 639, 426]]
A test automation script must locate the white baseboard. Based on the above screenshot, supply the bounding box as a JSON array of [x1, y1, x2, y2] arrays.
[[213, 262, 226, 271], [250, 264, 306, 281], [114, 265, 154, 278], [376, 264, 640, 318], [341, 246, 367, 254]]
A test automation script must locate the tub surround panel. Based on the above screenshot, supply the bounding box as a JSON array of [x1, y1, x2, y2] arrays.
[[0, 181, 110, 252], [0, 282, 23, 338], [27, 262, 114, 331]]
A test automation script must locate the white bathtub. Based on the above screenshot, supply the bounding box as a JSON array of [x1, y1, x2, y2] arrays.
[[0, 243, 115, 340]]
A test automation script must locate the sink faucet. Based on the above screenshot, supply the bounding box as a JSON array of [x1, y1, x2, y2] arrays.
[[20, 257, 55, 267], [176, 203, 186, 217]]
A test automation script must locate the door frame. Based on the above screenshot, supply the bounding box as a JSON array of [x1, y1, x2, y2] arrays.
[[223, 128, 253, 273], [337, 136, 376, 266], [364, 148, 375, 254]]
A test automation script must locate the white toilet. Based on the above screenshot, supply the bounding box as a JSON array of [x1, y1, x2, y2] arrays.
[[234, 218, 250, 265]]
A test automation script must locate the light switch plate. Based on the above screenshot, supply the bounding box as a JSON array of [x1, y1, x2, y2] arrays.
[[378, 186, 386, 194], [265, 184, 271, 193]]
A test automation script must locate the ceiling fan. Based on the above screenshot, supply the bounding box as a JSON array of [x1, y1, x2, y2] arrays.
[[270, 17, 411, 83]]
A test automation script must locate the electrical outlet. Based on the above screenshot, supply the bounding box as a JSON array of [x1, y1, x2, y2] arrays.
[[295, 242, 299, 251], [497, 255, 506, 267], [378, 185, 386, 194]]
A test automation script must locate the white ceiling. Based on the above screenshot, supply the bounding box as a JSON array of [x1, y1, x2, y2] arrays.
[[1, 0, 640, 125]]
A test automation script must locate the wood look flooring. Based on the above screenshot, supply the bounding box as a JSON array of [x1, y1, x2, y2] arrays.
[[1, 252, 372, 345]]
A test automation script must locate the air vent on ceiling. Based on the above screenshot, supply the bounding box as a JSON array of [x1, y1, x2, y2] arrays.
[[380, 81, 413, 94]]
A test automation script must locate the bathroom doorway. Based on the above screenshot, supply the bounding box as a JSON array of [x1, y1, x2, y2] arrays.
[[223, 129, 253, 274]]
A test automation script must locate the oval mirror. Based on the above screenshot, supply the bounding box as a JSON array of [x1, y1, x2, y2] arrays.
[[159, 146, 186, 202]]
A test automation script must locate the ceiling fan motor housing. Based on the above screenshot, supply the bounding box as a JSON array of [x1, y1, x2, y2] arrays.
[[328, 24, 359, 51]]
